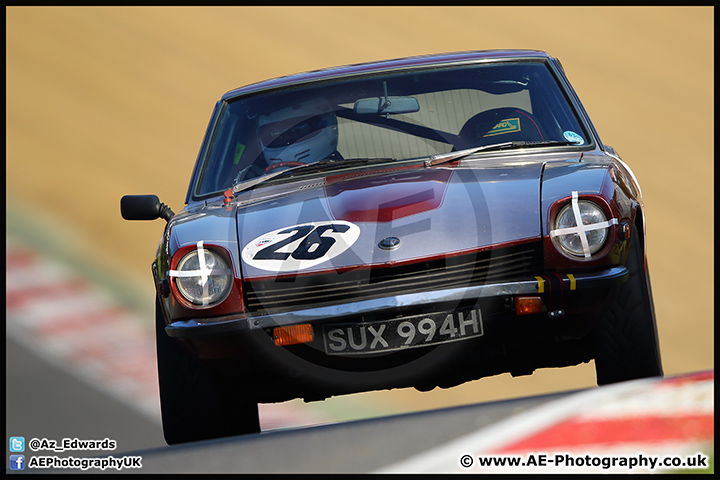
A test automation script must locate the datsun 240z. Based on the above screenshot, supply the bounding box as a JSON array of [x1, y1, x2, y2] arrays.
[[121, 50, 662, 445]]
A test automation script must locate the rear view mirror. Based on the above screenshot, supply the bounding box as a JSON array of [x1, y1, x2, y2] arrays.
[[354, 96, 420, 115]]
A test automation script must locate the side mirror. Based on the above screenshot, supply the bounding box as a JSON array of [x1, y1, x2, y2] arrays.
[[121, 195, 174, 222]]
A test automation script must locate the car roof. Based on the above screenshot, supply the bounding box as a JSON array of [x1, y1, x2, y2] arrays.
[[221, 49, 552, 101]]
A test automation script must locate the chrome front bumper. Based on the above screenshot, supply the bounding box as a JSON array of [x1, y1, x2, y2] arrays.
[[165, 266, 628, 339]]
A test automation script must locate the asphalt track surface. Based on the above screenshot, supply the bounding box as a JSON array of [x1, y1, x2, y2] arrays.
[[7, 327, 564, 473], [6, 6, 714, 474], [6, 337, 165, 453], [6, 339, 712, 474], [116, 392, 571, 474]]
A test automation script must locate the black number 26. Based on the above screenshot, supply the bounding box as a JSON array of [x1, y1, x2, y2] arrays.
[[253, 224, 350, 261]]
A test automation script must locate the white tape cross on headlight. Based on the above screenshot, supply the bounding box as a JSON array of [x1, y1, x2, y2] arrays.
[[550, 191, 618, 258], [168, 241, 233, 305]]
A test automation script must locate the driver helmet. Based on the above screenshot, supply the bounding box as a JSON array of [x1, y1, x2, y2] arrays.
[[258, 97, 338, 166]]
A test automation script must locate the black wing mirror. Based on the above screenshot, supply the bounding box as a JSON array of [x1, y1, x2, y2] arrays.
[[121, 195, 174, 222]]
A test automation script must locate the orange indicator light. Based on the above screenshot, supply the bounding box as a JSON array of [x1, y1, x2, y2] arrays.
[[516, 296, 543, 315], [273, 324, 314, 346]]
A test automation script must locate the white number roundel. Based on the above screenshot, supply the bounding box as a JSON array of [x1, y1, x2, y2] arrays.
[[241, 221, 360, 272]]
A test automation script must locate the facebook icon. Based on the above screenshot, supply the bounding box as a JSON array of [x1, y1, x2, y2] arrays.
[[10, 455, 25, 470]]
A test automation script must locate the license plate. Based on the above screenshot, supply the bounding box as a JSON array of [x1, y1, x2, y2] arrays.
[[322, 308, 483, 355]]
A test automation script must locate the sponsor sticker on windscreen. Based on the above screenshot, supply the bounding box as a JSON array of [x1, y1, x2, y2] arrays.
[[483, 117, 521, 137]]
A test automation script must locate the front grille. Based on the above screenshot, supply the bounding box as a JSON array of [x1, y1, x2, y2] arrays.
[[244, 241, 543, 314]]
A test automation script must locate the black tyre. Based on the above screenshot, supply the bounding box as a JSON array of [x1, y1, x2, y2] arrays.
[[155, 298, 260, 444], [592, 228, 663, 385]]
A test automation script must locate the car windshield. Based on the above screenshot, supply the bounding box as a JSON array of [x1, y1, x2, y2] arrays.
[[195, 60, 591, 197]]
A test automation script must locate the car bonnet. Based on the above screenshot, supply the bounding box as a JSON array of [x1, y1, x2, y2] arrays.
[[236, 160, 545, 280]]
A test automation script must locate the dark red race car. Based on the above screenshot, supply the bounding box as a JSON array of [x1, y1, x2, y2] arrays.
[[122, 50, 662, 444]]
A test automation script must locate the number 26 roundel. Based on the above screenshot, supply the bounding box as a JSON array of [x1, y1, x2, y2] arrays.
[[241, 221, 360, 272]]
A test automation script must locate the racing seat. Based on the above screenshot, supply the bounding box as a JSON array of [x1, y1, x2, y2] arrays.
[[456, 107, 544, 150]]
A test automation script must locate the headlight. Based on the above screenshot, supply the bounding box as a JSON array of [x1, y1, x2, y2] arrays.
[[173, 247, 233, 306], [553, 200, 609, 257]]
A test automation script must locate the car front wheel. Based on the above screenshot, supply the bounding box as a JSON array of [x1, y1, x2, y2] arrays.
[[155, 298, 260, 444], [592, 228, 663, 385]]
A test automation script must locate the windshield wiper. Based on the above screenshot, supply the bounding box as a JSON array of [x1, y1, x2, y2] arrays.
[[231, 157, 396, 194], [425, 140, 578, 167]]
